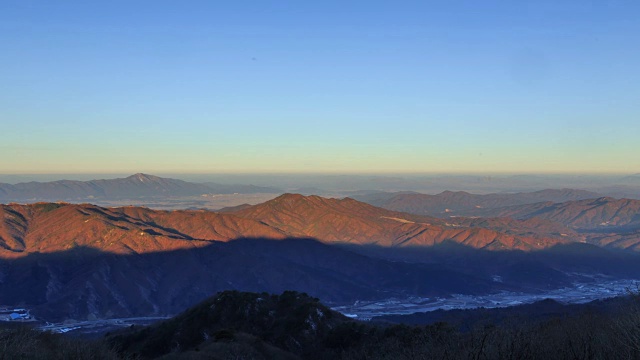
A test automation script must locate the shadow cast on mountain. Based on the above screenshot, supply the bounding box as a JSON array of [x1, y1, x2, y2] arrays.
[[337, 240, 640, 286], [1, 238, 639, 322], [0, 237, 508, 322]]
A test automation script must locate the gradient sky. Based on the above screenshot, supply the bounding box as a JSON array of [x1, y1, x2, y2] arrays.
[[1, 1, 639, 174]]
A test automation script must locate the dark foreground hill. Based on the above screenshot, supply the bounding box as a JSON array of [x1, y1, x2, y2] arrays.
[[0, 326, 121, 360], [4, 290, 640, 359], [103, 290, 640, 360], [108, 290, 351, 359]]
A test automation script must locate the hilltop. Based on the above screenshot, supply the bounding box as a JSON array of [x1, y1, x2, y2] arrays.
[[0, 173, 281, 202]]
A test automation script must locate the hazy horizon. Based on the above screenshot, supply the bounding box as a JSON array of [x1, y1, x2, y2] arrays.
[[0, 171, 637, 179], [2, 172, 639, 196]]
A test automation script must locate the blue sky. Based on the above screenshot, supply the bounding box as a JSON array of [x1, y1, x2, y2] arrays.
[[1, 1, 639, 174]]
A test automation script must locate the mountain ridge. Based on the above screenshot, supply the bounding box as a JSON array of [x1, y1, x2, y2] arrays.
[[355, 188, 602, 217], [0, 194, 574, 257], [222, 193, 570, 250], [0, 173, 281, 202]]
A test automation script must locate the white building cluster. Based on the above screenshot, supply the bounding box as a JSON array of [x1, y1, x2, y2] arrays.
[[0, 307, 31, 321]]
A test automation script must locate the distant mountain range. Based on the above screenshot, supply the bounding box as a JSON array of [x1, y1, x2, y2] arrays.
[[0, 173, 281, 202], [469, 197, 640, 229], [356, 191, 640, 250], [354, 189, 601, 216]]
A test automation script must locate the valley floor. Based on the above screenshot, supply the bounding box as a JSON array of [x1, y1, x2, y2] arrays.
[[333, 277, 639, 319]]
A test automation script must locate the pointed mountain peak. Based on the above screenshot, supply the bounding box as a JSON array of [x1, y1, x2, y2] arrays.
[[127, 173, 161, 182]]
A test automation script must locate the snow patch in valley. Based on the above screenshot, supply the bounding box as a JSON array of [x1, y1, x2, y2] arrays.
[[332, 277, 639, 320]]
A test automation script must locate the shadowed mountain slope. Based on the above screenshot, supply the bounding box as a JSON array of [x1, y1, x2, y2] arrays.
[[0, 239, 504, 321], [339, 241, 640, 286], [9, 237, 634, 323]]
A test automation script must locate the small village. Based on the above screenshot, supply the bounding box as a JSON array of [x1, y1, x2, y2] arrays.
[[0, 307, 34, 322]]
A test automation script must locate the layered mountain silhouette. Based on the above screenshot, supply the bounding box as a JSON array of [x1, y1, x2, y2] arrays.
[[1, 193, 640, 321], [355, 189, 600, 217], [468, 197, 640, 250], [470, 197, 640, 230], [4, 191, 640, 255], [0, 173, 281, 202], [356, 191, 640, 250], [0, 194, 575, 257]]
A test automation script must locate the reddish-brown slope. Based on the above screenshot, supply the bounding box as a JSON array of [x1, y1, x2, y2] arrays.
[[0, 195, 575, 258], [230, 194, 568, 250], [0, 204, 29, 252], [451, 197, 640, 250], [0, 203, 284, 258], [448, 217, 584, 243], [0, 203, 207, 257], [112, 206, 286, 240], [476, 197, 640, 229]]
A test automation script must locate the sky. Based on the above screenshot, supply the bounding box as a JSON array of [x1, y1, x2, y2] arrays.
[[1, 1, 639, 174]]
